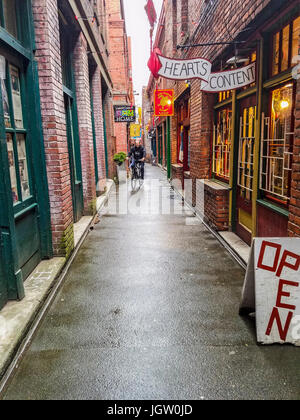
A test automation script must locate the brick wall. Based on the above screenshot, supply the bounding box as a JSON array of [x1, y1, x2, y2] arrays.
[[32, 0, 74, 257], [203, 185, 230, 232], [91, 66, 106, 192], [107, 0, 133, 154], [73, 33, 97, 214], [103, 91, 117, 179]]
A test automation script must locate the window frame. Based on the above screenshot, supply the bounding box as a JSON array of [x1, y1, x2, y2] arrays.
[[259, 80, 296, 208], [0, 47, 35, 214], [212, 105, 232, 183]]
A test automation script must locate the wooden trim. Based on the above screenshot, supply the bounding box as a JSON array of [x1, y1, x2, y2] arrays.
[[0, 27, 31, 60], [229, 90, 237, 230], [252, 38, 264, 237], [236, 86, 257, 100], [214, 97, 232, 110], [63, 84, 75, 99], [263, 69, 293, 90], [257, 199, 289, 218]]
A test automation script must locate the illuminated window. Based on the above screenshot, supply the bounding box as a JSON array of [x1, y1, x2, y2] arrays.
[[292, 16, 300, 62], [272, 32, 280, 75], [213, 107, 232, 180], [271, 15, 300, 76], [218, 90, 231, 103], [260, 84, 294, 203], [238, 106, 256, 201]]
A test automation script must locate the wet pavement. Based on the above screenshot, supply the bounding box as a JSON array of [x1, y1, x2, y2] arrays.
[[3, 165, 300, 400]]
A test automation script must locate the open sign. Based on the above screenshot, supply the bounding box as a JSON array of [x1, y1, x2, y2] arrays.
[[240, 238, 300, 346]]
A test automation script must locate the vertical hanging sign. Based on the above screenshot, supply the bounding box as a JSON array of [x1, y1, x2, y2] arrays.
[[154, 89, 174, 117], [144, 0, 157, 28]]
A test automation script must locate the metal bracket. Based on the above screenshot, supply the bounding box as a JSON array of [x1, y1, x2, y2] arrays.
[[176, 41, 247, 50]]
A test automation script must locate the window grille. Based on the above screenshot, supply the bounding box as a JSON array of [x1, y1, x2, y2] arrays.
[[238, 107, 256, 200], [260, 113, 293, 201]]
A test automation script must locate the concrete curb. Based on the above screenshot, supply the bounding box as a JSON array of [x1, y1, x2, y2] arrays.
[[0, 180, 114, 395]]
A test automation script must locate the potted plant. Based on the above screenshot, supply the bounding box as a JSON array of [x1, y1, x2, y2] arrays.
[[113, 152, 127, 183]]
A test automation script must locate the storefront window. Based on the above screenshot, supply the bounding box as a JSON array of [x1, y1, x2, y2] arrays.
[[272, 15, 300, 76], [213, 107, 232, 181], [9, 65, 24, 129], [1, 57, 31, 204], [7, 133, 18, 203], [260, 84, 294, 203], [1, 67, 11, 128], [17, 134, 30, 200]]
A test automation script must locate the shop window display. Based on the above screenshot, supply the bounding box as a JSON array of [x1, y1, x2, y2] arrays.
[[260, 84, 294, 203], [213, 108, 232, 181]]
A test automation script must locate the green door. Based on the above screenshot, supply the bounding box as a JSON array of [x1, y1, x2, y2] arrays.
[[64, 95, 83, 223], [2, 57, 41, 280], [0, 0, 52, 309]]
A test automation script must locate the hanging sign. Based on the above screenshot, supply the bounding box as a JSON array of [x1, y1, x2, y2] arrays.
[[130, 124, 141, 138], [200, 62, 256, 92], [148, 50, 256, 92], [156, 55, 212, 83], [154, 89, 174, 117], [240, 238, 300, 346], [114, 105, 135, 123], [144, 0, 157, 28]]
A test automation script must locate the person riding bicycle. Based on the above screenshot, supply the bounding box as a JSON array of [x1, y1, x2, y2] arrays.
[[128, 139, 146, 180]]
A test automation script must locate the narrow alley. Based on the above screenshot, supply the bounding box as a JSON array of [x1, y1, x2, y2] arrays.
[[2, 165, 300, 400]]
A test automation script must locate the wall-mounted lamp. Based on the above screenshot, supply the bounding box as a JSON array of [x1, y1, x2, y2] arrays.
[[280, 100, 289, 110]]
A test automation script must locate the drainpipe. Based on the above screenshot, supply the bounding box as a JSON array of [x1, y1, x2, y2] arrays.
[[167, 116, 171, 179], [102, 106, 109, 178]]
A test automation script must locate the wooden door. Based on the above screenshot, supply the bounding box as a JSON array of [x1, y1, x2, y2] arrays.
[[235, 96, 257, 245]]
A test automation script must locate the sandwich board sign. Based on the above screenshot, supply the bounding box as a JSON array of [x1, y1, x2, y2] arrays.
[[240, 238, 300, 346]]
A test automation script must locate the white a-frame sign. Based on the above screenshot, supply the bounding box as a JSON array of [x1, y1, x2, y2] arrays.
[[240, 238, 300, 346]]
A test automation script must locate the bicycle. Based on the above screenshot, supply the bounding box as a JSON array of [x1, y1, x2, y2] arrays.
[[130, 159, 144, 191]]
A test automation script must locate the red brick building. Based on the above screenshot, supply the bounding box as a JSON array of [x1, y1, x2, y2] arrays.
[[107, 0, 134, 154], [33, 0, 113, 257], [0, 0, 118, 310], [146, 0, 300, 251]]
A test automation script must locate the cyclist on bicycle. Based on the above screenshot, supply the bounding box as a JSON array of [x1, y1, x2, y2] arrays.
[[128, 139, 146, 179]]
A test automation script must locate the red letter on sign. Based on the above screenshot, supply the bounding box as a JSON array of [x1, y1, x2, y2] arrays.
[[276, 279, 299, 311], [265, 308, 293, 341], [257, 241, 281, 272], [276, 250, 300, 278]]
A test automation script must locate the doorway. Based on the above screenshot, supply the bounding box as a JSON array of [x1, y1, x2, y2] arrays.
[[235, 96, 256, 245], [64, 95, 83, 223]]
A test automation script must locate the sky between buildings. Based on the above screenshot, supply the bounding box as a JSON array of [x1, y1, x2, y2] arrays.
[[123, 0, 164, 107]]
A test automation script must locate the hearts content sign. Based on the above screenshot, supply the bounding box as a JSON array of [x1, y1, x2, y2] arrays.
[[240, 238, 300, 346], [148, 51, 256, 92]]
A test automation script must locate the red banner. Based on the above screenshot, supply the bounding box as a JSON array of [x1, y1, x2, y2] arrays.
[[154, 90, 174, 117], [145, 0, 157, 28], [147, 47, 162, 79]]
